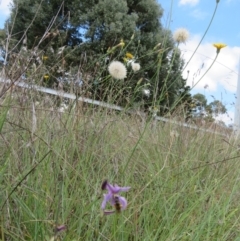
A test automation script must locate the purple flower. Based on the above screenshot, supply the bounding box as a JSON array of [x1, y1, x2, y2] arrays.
[[55, 224, 67, 234], [101, 180, 130, 214]]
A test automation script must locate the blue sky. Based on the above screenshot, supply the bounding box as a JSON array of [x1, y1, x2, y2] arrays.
[[1, 0, 240, 124], [159, 0, 240, 125], [0, 0, 11, 29]]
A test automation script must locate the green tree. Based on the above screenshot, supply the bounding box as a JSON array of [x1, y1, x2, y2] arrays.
[[192, 93, 227, 121], [208, 100, 227, 116], [71, 0, 190, 112], [5, 0, 192, 114], [193, 93, 208, 113], [4, 0, 83, 86], [0, 29, 6, 66], [7, 0, 81, 50]]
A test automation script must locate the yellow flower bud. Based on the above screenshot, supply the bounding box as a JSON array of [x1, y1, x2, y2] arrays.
[[125, 52, 134, 59]]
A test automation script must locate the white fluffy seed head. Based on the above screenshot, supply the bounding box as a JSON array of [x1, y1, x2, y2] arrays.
[[142, 88, 150, 97], [131, 62, 141, 72], [108, 61, 127, 80], [173, 28, 189, 44]]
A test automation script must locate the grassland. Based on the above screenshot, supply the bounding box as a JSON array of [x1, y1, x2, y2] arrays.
[[0, 87, 240, 241]]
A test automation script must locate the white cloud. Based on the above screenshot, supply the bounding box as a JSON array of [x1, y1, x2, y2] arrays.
[[0, 0, 12, 16], [215, 111, 234, 126], [179, 0, 199, 6], [180, 35, 240, 93]]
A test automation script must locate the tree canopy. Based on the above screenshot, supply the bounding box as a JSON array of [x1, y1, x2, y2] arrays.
[[3, 0, 193, 115], [192, 93, 227, 121]]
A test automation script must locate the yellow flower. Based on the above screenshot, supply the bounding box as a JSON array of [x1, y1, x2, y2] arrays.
[[44, 74, 49, 80], [123, 52, 134, 65], [213, 43, 227, 54], [125, 52, 134, 59], [42, 55, 48, 61]]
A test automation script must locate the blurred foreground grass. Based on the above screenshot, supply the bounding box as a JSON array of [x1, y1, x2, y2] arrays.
[[0, 88, 240, 241]]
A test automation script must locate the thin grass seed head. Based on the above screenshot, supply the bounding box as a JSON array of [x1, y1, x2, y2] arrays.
[[107, 39, 125, 54], [118, 39, 125, 48], [173, 28, 189, 44], [108, 61, 127, 80], [114, 39, 125, 48], [213, 43, 227, 54], [153, 42, 162, 50]]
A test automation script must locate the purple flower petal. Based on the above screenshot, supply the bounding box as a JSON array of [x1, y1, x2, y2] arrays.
[[101, 180, 108, 190], [118, 196, 128, 210], [118, 186, 131, 192], [101, 181, 130, 213], [104, 210, 116, 215], [106, 183, 119, 193], [106, 183, 131, 194], [109, 195, 116, 207], [55, 224, 67, 234], [101, 193, 112, 210]]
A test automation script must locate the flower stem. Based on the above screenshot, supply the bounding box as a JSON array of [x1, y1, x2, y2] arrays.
[[168, 52, 219, 114], [113, 213, 119, 240], [183, 2, 219, 71], [191, 53, 219, 90]]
